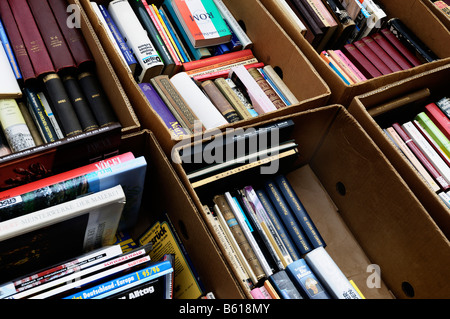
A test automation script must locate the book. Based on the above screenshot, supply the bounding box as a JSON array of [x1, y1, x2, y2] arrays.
[[36, 90, 65, 140], [261, 65, 299, 105], [320, 50, 353, 85], [138, 82, 187, 138], [77, 71, 118, 127], [415, 111, 450, 158], [308, 0, 339, 49], [342, 43, 382, 79], [358, 0, 387, 38], [248, 67, 286, 109], [331, 49, 367, 82], [17, 101, 43, 147], [361, 36, 402, 73], [327, 49, 364, 83], [437, 97, 450, 120], [168, 0, 232, 48], [380, 28, 422, 67], [274, 175, 325, 249], [107, 273, 172, 299], [193, 61, 263, 82], [213, 77, 253, 120], [268, 269, 302, 299], [0, 99, 35, 153], [270, 0, 308, 37], [151, 74, 200, 133], [250, 286, 272, 299], [186, 55, 259, 78], [27, 0, 76, 72], [200, 80, 240, 123], [304, 247, 362, 299], [413, 119, 450, 168], [285, 258, 331, 299], [286, 0, 324, 47], [392, 122, 450, 191], [108, 0, 164, 82], [0, 39, 21, 96], [371, 32, 413, 70], [354, 39, 393, 75], [264, 279, 280, 299], [424, 103, 450, 141], [183, 48, 255, 72], [47, 0, 94, 68], [0, 1, 34, 81], [0, 17, 21, 80], [387, 18, 439, 64], [0, 185, 126, 284], [323, 0, 356, 49], [170, 71, 228, 130]]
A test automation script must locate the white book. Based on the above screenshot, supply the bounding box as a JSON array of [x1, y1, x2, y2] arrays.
[[225, 192, 273, 278], [229, 65, 277, 115], [277, 0, 307, 35], [212, 0, 253, 49], [305, 247, 362, 299], [36, 91, 65, 139], [0, 43, 21, 97], [402, 121, 450, 185], [108, 0, 164, 82], [90, 1, 131, 73], [170, 72, 228, 130], [359, 0, 386, 37], [439, 192, 450, 209], [263, 65, 299, 105]]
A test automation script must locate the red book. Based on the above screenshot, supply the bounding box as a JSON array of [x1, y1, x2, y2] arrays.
[[371, 32, 413, 70], [47, 0, 94, 68], [380, 28, 422, 67], [361, 36, 402, 73], [27, 0, 75, 72], [342, 44, 382, 79], [354, 40, 393, 75], [7, 0, 55, 77], [0, 1, 35, 81], [425, 103, 450, 140], [182, 49, 255, 71], [192, 62, 265, 81], [0, 152, 135, 201], [392, 122, 449, 191]]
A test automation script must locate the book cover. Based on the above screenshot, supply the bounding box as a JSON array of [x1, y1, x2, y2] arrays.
[[305, 247, 362, 299], [0, 40, 21, 96], [0, 185, 126, 285], [169, 0, 232, 48], [323, 0, 356, 49], [170, 71, 228, 130], [380, 28, 422, 67], [354, 40, 393, 75], [108, 0, 164, 82], [7, 0, 55, 77], [0, 1, 34, 81], [106, 274, 171, 299], [371, 32, 413, 70], [201, 80, 240, 123], [27, 0, 76, 72], [361, 36, 402, 73], [416, 111, 450, 158], [285, 258, 331, 299], [268, 269, 302, 299], [0, 18, 21, 80], [342, 43, 382, 79], [138, 82, 187, 138], [425, 102, 450, 141]]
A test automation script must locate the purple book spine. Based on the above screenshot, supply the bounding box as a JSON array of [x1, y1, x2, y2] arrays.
[[138, 83, 187, 137]]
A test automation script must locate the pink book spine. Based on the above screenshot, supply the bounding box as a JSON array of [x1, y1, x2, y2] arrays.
[[334, 50, 367, 82]]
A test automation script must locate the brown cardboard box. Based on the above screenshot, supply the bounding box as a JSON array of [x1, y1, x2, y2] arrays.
[[171, 104, 450, 299], [348, 64, 450, 238], [261, 0, 450, 106], [78, 0, 331, 156], [422, 0, 450, 30]]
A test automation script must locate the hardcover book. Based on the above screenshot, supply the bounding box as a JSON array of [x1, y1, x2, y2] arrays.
[[342, 43, 382, 79], [371, 32, 413, 70], [424, 103, 450, 141], [0, 185, 126, 284], [268, 269, 302, 299], [415, 111, 450, 158], [168, 0, 232, 48], [354, 40, 393, 75], [380, 28, 422, 67], [361, 36, 402, 73], [200, 80, 240, 123]]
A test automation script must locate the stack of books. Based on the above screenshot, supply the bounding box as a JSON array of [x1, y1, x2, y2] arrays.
[[0, 0, 119, 156]]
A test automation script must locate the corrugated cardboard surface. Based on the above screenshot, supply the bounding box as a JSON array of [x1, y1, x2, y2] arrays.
[[172, 104, 450, 298], [79, 0, 331, 156], [261, 0, 450, 106], [348, 64, 450, 239]]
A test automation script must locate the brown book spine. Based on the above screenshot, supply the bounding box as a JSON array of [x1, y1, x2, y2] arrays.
[[27, 0, 76, 72], [201, 80, 240, 123], [213, 195, 265, 281], [214, 77, 252, 120], [247, 68, 285, 109], [7, 0, 55, 77]]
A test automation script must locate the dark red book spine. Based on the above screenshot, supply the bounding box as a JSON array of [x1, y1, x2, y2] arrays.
[[7, 0, 55, 77], [371, 32, 413, 70], [47, 0, 93, 68], [361, 36, 402, 73], [0, 1, 35, 81], [27, 0, 75, 72], [342, 43, 382, 79], [380, 28, 422, 67], [354, 40, 393, 75], [425, 103, 450, 141]]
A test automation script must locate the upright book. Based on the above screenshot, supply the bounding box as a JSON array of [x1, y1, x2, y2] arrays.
[[0, 41, 21, 96], [0, 17, 21, 80]]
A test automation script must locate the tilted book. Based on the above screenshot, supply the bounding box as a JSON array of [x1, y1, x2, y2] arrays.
[[169, 0, 232, 48], [200, 80, 240, 123], [354, 40, 393, 75], [0, 18, 21, 80], [0, 185, 126, 284], [380, 28, 422, 67], [415, 111, 450, 158], [424, 102, 450, 141], [413, 120, 450, 168], [371, 32, 413, 70], [268, 269, 302, 299], [361, 36, 402, 73], [342, 43, 382, 79], [0, 41, 21, 97]]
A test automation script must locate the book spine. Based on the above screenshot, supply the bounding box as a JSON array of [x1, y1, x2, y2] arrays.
[[225, 78, 258, 117], [0, 99, 35, 153], [200, 80, 240, 123], [62, 75, 99, 132], [415, 111, 450, 158], [138, 82, 187, 138], [23, 86, 58, 143], [371, 32, 413, 70], [393, 122, 449, 191], [320, 50, 352, 85], [183, 49, 254, 71], [193, 61, 263, 81], [380, 28, 422, 67], [425, 103, 450, 141], [186, 57, 258, 77], [342, 43, 382, 79], [354, 40, 392, 75], [0, 18, 21, 80], [27, 0, 76, 72], [413, 119, 450, 168], [262, 65, 299, 105], [36, 91, 65, 140], [77, 72, 117, 127], [269, 269, 302, 299], [42, 73, 83, 137], [214, 77, 251, 120], [361, 36, 402, 73], [327, 50, 363, 83], [333, 49, 367, 82], [248, 67, 286, 109], [17, 101, 43, 146], [274, 175, 325, 249]]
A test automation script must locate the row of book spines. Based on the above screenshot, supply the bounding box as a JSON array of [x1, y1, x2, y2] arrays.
[[384, 98, 450, 197]]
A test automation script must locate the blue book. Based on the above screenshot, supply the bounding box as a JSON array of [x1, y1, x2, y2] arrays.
[[98, 4, 137, 71], [158, 7, 190, 63], [269, 270, 302, 299], [0, 18, 21, 80], [274, 175, 325, 249], [64, 260, 173, 299], [258, 68, 291, 106], [263, 179, 312, 255], [285, 258, 331, 299]]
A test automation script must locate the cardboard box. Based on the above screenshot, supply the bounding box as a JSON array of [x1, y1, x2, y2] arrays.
[[422, 0, 450, 30], [261, 0, 450, 106], [348, 64, 450, 238], [78, 0, 331, 156], [170, 104, 450, 299]]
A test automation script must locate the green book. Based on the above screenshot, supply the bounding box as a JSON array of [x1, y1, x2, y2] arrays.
[[415, 112, 450, 159]]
